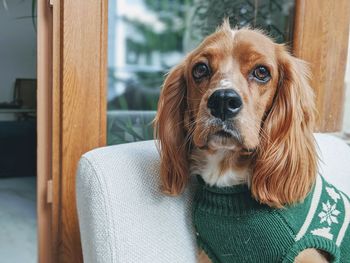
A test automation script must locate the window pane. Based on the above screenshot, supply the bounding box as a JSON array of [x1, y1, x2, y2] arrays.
[[107, 0, 193, 145], [187, 0, 294, 49], [107, 0, 295, 145]]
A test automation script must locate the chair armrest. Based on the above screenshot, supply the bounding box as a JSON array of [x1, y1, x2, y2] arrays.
[[76, 140, 197, 263]]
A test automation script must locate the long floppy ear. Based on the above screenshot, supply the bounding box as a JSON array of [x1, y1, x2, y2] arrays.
[[154, 63, 189, 195], [251, 46, 318, 208]]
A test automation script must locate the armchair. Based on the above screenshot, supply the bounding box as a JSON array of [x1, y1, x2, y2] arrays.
[[76, 134, 350, 263]]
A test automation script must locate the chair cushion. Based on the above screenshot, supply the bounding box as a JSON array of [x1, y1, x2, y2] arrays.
[[76, 134, 350, 263]]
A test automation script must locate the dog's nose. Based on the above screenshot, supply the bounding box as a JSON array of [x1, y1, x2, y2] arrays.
[[207, 89, 242, 121]]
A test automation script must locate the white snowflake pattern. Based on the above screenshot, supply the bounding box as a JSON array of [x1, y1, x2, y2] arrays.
[[318, 201, 340, 226], [326, 186, 341, 203]]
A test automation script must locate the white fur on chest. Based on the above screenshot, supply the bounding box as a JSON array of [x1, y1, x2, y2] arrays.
[[190, 149, 250, 187]]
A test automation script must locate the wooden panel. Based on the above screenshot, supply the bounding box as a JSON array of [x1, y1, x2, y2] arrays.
[[293, 0, 350, 132], [52, 0, 61, 261], [37, 0, 53, 262], [52, 0, 108, 262]]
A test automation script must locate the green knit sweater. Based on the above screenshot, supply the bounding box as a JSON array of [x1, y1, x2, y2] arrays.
[[193, 175, 350, 263]]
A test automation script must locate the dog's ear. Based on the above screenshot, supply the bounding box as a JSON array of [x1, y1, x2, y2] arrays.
[[154, 63, 189, 195], [251, 46, 318, 208]]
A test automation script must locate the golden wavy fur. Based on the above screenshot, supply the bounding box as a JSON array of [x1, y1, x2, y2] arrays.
[[251, 46, 317, 207], [154, 21, 317, 208]]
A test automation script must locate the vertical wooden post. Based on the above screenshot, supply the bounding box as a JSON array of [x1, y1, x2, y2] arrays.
[[51, 0, 108, 262], [293, 0, 350, 132], [37, 0, 53, 262]]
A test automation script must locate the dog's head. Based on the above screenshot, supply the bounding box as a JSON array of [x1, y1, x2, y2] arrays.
[[154, 21, 317, 207]]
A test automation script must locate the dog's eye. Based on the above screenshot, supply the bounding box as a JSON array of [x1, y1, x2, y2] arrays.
[[192, 63, 210, 80], [252, 66, 271, 83]]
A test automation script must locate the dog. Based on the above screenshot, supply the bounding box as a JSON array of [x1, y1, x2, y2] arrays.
[[154, 20, 350, 262]]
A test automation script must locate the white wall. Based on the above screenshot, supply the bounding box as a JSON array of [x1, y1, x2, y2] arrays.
[[0, 0, 36, 120]]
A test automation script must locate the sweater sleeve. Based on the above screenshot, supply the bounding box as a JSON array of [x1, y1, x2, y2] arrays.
[[280, 176, 350, 263]]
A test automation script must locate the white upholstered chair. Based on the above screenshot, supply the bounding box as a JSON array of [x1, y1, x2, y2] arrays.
[[76, 134, 350, 263]]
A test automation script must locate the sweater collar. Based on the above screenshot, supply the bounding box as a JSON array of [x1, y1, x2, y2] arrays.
[[196, 175, 250, 194], [195, 175, 268, 216]]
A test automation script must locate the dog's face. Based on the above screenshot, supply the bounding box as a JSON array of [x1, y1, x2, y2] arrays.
[[186, 28, 279, 151], [155, 22, 317, 207]]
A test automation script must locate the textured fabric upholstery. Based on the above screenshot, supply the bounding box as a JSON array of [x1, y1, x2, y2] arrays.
[[76, 134, 350, 263], [315, 133, 350, 195], [76, 140, 198, 263]]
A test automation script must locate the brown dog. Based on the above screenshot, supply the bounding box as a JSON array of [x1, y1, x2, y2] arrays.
[[155, 21, 335, 262]]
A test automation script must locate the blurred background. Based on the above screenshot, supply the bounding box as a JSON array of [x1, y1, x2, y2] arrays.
[[0, 1, 37, 262]]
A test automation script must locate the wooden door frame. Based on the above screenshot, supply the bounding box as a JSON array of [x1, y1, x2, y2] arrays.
[[51, 0, 108, 262], [293, 0, 350, 132], [38, 0, 107, 262], [37, 0, 349, 262], [37, 0, 53, 262]]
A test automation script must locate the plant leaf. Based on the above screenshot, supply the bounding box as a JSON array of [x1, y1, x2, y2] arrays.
[[2, 0, 8, 11], [32, 0, 36, 31]]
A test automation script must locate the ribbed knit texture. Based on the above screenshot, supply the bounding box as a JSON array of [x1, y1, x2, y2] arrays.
[[193, 175, 350, 263]]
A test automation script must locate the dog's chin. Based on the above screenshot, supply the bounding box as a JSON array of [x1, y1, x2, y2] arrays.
[[207, 130, 243, 151]]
